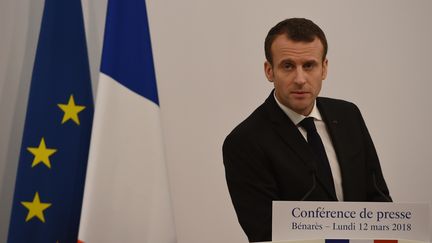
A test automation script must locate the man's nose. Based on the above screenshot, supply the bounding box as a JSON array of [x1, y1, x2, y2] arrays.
[[293, 67, 306, 85]]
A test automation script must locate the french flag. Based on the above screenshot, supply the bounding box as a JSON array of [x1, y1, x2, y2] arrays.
[[326, 240, 398, 243], [78, 0, 176, 242], [274, 240, 421, 243]]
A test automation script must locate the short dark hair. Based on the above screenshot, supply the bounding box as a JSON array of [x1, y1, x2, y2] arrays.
[[264, 18, 328, 64]]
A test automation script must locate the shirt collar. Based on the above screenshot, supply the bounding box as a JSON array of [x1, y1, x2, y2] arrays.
[[273, 91, 322, 125]]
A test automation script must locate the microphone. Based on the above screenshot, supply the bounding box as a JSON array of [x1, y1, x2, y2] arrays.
[[372, 171, 392, 202], [301, 171, 317, 201]]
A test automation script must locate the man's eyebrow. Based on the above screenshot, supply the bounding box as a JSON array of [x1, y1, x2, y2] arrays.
[[304, 59, 319, 64], [278, 58, 319, 64], [278, 58, 294, 64]]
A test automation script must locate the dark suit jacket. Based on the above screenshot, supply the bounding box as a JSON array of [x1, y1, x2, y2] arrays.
[[222, 91, 391, 242]]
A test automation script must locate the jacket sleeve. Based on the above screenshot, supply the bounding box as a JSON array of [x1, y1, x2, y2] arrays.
[[222, 132, 279, 242]]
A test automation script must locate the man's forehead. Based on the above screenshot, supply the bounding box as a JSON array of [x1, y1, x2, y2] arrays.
[[271, 36, 324, 60], [272, 35, 323, 50]]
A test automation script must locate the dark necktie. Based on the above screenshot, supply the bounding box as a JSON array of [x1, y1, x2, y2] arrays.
[[299, 117, 336, 197]]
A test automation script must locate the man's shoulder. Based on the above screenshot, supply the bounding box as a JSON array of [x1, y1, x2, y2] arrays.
[[224, 102, 270, 144], [317, 96, 361, 114], [317, 96, 357, 107]]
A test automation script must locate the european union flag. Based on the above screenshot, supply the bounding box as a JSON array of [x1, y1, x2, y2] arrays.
[[7, 0, 93, 242]]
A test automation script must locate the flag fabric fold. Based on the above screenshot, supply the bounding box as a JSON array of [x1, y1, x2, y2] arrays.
[[7, 0, 94, 242], [78, 0, 176, 242]]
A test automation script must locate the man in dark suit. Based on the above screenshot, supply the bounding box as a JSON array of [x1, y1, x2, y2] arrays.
[[222, 18, 391, 242]]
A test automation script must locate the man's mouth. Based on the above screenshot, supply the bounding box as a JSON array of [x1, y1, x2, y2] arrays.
[[292, 91, 308, 94]]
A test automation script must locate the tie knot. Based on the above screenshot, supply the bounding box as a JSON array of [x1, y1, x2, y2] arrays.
[[299, 117, 317, 132]]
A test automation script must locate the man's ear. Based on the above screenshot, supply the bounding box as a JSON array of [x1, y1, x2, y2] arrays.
[[264, 61, 274, 82], [322, 58, 328, 80]]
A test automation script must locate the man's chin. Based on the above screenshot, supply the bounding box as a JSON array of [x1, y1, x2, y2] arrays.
[[290, 103, 314, 116]]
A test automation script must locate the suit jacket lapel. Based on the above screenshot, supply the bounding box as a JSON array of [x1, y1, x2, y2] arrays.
[[317, 97, 364, 200], [264, 92, 316, 171], [317, 98, 346, 165]]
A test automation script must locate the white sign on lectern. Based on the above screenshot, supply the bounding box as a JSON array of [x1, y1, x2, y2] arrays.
[[272, 201, 430, 242]]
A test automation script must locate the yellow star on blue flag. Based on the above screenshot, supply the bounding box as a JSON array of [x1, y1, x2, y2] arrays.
[[58, 94, 86, 125], [27, 137, 57, 168], [21, 192, 52, 223]]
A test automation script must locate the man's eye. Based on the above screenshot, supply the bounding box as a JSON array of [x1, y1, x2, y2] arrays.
[[303, 62, 315, 70], [283, 63, 294, 70]]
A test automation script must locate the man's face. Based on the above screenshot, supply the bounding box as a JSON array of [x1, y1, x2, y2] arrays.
[[264, 35, 328, 116]]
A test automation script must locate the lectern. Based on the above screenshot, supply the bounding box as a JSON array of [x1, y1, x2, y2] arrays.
[[256, 201, 431, 243]]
